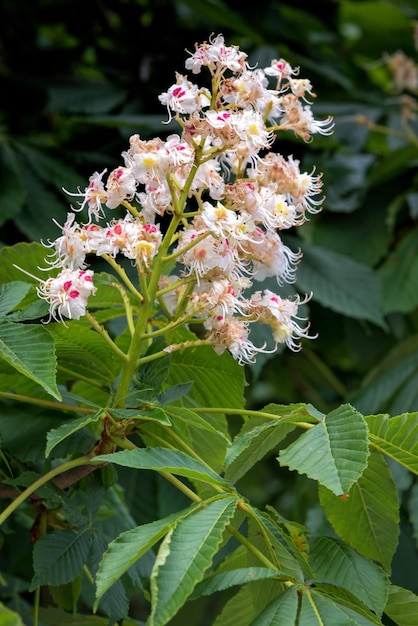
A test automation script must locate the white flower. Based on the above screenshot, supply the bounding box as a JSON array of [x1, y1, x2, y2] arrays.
[[37, 268, 96, 322]]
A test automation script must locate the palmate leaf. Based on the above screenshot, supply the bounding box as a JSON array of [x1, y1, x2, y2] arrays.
[[278, 404, 369, 496], [366, 412, 418, 473], [319, 449, 400, 572], [93, 448, 229, 487], [224, 403, 321, 484], [384, 584, 418, 625], [149, 496, 238, 626], [0, 318, 60, 400], [309, 536, 389, 617]]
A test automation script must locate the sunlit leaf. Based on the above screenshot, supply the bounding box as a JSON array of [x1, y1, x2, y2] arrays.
[[149, 496, 238, 626], [366, 412, 418, 473], [384, 584, 418, 626], [93, 447, 229, 487], [319, 449, 400, 572], [278, 404, 369, 496], [0, 318, 60, 400]]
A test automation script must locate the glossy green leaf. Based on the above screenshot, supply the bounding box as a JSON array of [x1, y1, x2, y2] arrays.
[[249, 586, 299, 625], [225, 403, 320, 484], [31, 528, 93, 589], [278, 404, 369, 496], [164, 405, 230, 440], [309, 536, 389, 616], [366, 412, 418, 473], [149, 496, 238, 626], [319, 449, 400, 572], [93, 447, 229, 487], [0, 318, 60, 400], [384, 584, 418, 626]]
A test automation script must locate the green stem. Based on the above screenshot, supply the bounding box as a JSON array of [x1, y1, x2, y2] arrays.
[[102, 254, 143, 301], [194, 406, 320, 425], [0, 456, 92, 527], [137, 339, 213, 365], [85, 311, 128, 362], [33, 585, 40, 626], [0, 391, 95, 414]]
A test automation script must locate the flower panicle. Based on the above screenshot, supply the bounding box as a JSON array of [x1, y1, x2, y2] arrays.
[[27, 33, 333, 365]]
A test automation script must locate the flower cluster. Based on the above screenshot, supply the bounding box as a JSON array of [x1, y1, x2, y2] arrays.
[[34, 34, 333, 363]]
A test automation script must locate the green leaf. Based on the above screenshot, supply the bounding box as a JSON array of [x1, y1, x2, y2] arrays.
[[278, 404, 369, 496], [107, 407, 171, 425], [349, 336, 418, 414], [225, 403, 320, 484], [298, 585, 381, 625], [248, 586, 299, 625], [167, 327, 245, 410], [378, 225, 418, 314], [95, 507, 192, 604], [292, 240, 385, 327], [37, 606, 111, 625], [31, 528, 94, 589], [384, 584, 418, 626], [93, 448, 229, 487], [309, 536, 389, 616], [0, 601, 26, 626], [0, 318, 60, 400], [45, 411, 103, 458], [164, 405, 230, 440], [190, 567, 284, 600], [366, 412, 418, 473], [49, 322, 119, 384], [149, 496, 238, 626], [319, 449, 400, 572], [0, 282, 31, 317]]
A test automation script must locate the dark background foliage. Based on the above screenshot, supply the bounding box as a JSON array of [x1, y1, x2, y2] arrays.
[[1, 0, 418, 622]]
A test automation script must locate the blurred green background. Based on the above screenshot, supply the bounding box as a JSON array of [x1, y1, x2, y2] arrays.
[[1, 0, 418, 620]]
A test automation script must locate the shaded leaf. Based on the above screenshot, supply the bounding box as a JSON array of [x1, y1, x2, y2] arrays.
[[31, 528, 94, 589], [298, 585, 381, 625], [45, 411, 103, 458], [0, 282, 31, 317]]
